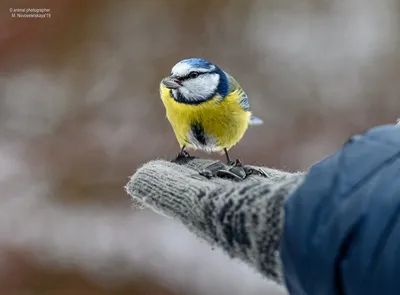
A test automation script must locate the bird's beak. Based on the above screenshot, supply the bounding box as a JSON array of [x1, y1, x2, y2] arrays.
[[162, 77, 181, 89]]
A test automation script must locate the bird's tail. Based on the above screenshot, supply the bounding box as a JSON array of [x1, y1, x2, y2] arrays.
[[249, 115, 263, 126]]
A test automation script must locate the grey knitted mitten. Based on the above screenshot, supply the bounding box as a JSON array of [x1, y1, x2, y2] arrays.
[[126, 157, 306, 284]]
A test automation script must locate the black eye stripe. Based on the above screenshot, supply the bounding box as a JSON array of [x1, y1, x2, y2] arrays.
[[179, 72, 208, 81]]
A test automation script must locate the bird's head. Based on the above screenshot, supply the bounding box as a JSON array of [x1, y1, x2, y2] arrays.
[[162, 58, 228, 104]]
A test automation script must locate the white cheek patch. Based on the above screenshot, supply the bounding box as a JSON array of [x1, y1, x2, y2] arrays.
[[180, 73, 220, 102]]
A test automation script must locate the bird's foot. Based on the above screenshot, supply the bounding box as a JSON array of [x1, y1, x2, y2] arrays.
[[227, 158, 243, 167], [172, 150, 191, 163]]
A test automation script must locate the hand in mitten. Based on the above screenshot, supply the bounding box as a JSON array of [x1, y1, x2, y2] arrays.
[[126, 157, 306, 284]]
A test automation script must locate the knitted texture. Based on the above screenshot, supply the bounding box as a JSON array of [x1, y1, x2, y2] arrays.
[[126, 157, 306, 284]]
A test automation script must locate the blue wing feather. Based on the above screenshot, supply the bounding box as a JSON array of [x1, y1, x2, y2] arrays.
[[239, 93, 250, 111]]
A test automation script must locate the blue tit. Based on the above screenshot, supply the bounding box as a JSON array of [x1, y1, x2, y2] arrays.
[[159, 58, 263, 164]]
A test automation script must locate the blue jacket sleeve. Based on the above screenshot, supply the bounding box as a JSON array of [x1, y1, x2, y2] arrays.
[[281, 124, 400, 295]]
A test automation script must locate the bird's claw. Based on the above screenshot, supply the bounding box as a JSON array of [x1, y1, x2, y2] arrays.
[[227, 158, 243, 167], [172, 150, 191, 163]]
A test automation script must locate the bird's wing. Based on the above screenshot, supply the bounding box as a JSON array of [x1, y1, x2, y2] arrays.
[[226, 72, 263, 125], [226, 72, 250, 111]]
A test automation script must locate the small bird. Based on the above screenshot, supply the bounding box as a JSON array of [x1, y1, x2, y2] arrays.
[[159, 58, 263, 165]]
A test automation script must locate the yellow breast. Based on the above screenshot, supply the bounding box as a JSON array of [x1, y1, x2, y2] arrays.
[[159, 83, 251, 151]]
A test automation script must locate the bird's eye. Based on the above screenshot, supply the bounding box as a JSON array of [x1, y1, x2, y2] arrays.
[[189, 72, 199, 79]]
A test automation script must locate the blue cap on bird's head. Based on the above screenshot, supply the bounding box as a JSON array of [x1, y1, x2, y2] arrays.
[[177, 58, 215, 70]]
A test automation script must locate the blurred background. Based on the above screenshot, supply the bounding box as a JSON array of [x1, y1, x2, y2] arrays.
[[0, 0, 399, 294]]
